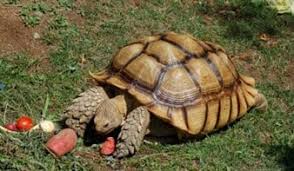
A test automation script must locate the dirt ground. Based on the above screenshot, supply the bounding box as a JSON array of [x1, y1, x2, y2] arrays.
[[0, 6, 48, 58]]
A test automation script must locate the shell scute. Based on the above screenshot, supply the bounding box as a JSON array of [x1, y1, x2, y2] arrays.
[[124, 54, 164, 89], [203, 99, 219, 133], [229, 91, 239, 123], [163, 32, 205, 57], [145, 40, 186, 65], [185, 58, 221, 94], [207, 52, 235, 87], [112, 43, 144, 70], [216, 95, 231, 128], [170, 107, 188, 131], [155, 66, 200, 106], [185, 103, 206, 134]]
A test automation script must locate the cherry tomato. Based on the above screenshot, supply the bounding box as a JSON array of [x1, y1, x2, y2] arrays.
[[4, 123, 19, 131], [16, 116, 33, 131], [100, 137, 116, 155]]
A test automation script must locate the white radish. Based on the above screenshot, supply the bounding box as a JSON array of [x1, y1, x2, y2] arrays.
[[31, 120, 55, 133]]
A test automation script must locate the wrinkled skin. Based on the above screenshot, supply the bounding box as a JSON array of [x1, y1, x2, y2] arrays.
[[94, 95, 127, 135]]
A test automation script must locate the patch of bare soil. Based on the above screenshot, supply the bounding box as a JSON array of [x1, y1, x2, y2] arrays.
[[0, 6, 48, 58], [66, 10, 85, 28]]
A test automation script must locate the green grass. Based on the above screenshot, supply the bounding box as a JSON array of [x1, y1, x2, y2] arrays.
[[0, 0, 293, 170]]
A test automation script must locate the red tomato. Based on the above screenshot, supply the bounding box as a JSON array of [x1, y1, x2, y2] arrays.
[[100, 137, 116, 155], [4, 123, 19, 131], [16, 116, 33, 131]]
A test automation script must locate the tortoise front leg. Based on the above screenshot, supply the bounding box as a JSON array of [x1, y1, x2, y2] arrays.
[[64, 87, 109, 137], [113, 106, 150, 158]]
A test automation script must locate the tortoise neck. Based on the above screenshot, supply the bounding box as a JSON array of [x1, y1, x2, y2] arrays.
[[111, 95, 128, 117]]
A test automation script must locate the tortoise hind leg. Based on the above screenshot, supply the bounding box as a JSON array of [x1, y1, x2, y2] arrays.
[[113, 106, 150, 158], [254, 93, 268, 112], [64, 87, 109, 137]]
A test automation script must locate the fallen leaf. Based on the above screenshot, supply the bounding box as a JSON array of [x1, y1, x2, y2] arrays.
[[259, 33, 271, 41], [259, 33, 279, 47]]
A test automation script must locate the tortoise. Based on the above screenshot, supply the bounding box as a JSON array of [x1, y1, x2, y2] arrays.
[[64, 32, 268, 158]]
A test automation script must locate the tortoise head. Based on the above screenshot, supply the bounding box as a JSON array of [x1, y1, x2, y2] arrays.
[[94, 95, 127, 135]]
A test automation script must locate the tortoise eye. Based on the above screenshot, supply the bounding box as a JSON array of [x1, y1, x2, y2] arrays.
[[103, 123, 109, 128]]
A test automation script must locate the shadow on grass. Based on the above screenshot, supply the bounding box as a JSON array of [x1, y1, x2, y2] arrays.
[[266, 145, 294, 171], [83, 117, 121, 146], [198, 0, 294, 39], [84, 116, 246, 146]]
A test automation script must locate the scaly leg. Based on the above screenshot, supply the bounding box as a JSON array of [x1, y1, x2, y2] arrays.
[[64, 87, 109, 137], [113, 106, 150, 158]]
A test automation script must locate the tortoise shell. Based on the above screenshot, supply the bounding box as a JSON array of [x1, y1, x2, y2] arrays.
[[91, 32, 258, 135]]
